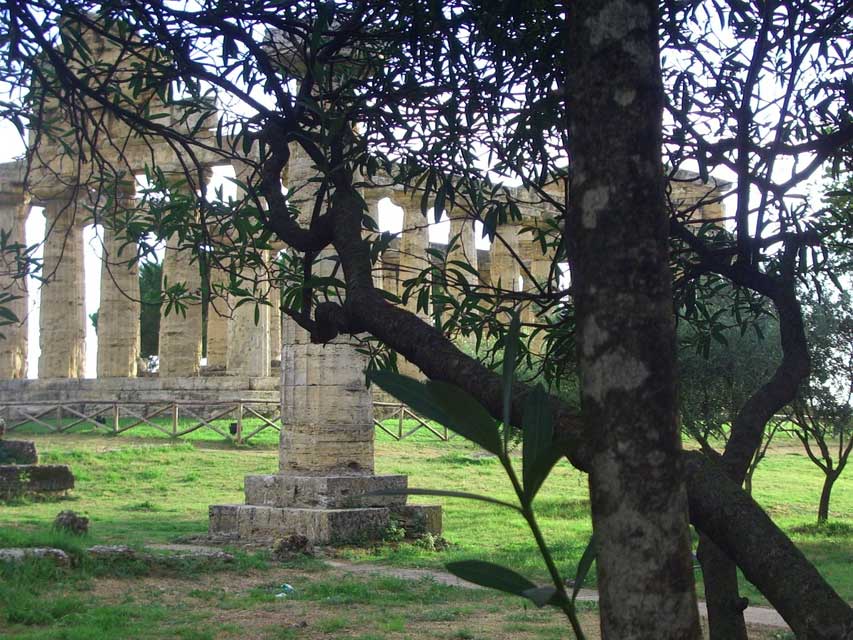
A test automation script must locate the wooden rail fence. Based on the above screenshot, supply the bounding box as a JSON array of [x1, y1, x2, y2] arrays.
[[1, 399, 453, 443]]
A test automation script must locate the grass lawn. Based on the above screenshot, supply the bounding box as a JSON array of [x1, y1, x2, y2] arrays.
[[0, 424, 849, 638]]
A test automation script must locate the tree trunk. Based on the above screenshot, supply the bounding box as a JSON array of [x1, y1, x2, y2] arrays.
[[818, 473, 835, 524], [744, 471, 753, 496], [565, 1, 701, 637], [698, 277, 810, 639], [696, 534, 748, 640], [685, 451, 853, 639]]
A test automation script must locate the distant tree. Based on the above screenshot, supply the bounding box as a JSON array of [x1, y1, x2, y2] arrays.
[[138, 261, 162, 359], [677, 291, 782, 495], [789, 290, 853, 524]]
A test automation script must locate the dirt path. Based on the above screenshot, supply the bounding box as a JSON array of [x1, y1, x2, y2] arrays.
[[325, 559, 790, 630]]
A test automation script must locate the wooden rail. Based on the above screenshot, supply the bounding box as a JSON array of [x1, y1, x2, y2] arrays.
[[1, 400, 281, 444], [2, 400, 452, 443]]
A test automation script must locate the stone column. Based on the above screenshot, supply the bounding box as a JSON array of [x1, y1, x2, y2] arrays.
[[225, 160, 271, 377], [226, 273, 271, 377], [489, 223, 522, 293], [446, 211, 478, 297], [279, 302, 373, 473], [38, 195, 87, 379], [398, 196, 431, 315], [268, 278, 282, 366], [96, 185, 140, 377], [395, 196, 432, 378], [205, 267, 229, 371], [0, 190, 29, 379], [158, 179, 205, 378]]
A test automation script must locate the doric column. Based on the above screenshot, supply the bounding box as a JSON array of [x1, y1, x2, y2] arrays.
[[279, 293, 374, 474], [268, 277, 282, 366], [205, 267, 229, 370], [489, 223, 522, 293], [0, 186, 29, 379], [280, 146, 374, 466], [158, 177, 206, 377], [38, 195, 87, 379], [225, 159, 271, 377], [226, 270, 271, 377], [446, 211, 478, 297], [362, 189, 390, 292], [398, 195, 431, 315], [96, 184, 140, 377]]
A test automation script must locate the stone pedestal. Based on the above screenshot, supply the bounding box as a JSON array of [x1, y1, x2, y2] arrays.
[[209, 160, 440, 543], [39, 197, 87, 379], [97, 188, 140, 377]]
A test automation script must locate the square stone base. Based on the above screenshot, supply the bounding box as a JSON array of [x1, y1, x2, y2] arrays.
[[208, 503, 442, 545], [244, 473, 408, 509]]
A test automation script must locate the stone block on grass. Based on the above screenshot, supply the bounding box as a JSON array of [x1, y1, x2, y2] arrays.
[[0, 464, 75, 499]]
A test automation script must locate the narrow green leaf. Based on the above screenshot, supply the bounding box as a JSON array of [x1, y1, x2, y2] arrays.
[[522, 384, 560, 501], [571, 534, 597, 604], [521, 585, 559, 608], [434, 184, 446, 223], [365, 488, 520, 512], [368, 371, 503, 453], [502, 311, 522, 429], [445, 560, 537, 597], [425, 380, 503, 455]]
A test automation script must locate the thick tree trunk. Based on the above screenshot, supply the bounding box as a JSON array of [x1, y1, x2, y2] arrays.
[[564, 2, 700, 637], [685, 452, 853, 639], [699, 278, 810, 639], [818, 473, 835, 524]]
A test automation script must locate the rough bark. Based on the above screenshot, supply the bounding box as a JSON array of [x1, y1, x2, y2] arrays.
[[564, 1, 700, 637]]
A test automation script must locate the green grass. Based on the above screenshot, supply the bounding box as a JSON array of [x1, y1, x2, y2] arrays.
[[0, 428, 850, 614]]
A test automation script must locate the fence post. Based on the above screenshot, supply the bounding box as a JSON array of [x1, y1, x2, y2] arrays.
[[56, 405, 62, 433], [171, 404, 179, 439], [236, 402, 244, 444], [398, 405, 403, 440], [112, 403, 120, 434]]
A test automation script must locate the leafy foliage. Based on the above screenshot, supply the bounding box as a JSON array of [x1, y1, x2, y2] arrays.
[[371, 313, 593, 638]]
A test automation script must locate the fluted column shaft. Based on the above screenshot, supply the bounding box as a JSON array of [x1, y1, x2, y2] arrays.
[[39, 196, 87, 378], [205, 267, 229, 369], [489, 223, 522, 292], [0, 193, 29, 379], [279, 144, 374, 475], [446, 212, 478, 297], [97, 186, 140, 377], [158, 180, 205, 377], [225, 160, 271, 377]]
